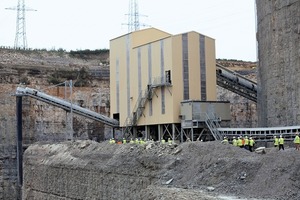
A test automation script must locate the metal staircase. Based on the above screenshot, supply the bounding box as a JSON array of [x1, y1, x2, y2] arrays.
[[123, 89, 151, 137], [123, 77, 171, 138], [203, 112, 224, 140]]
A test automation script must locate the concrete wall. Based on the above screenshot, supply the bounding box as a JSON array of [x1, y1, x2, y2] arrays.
[[256, 0, 300, 127]]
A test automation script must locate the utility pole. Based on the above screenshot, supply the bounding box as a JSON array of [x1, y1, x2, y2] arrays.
[[5, 0, 36, 49]]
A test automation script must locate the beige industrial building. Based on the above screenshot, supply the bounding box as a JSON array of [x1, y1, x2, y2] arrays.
[[110, 28, 230, 141]]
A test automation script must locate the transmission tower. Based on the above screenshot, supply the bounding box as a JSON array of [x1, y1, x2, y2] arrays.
[[125, 0, 149, 32], [6, 0, 36, 49]]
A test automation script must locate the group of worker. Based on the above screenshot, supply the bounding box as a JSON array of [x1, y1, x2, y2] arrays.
[[222, 131, 300, 151], [272, 135, 285, 150], [222, 135, 255, 152], [108, 137, 174, 145], [109, 138, 148, 144], [274, 132, 300, 151]]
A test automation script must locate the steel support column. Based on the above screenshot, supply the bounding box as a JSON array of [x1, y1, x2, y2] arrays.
[[16, 96, 23, 198]]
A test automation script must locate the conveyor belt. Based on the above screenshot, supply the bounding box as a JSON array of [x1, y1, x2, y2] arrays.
[[216, 63, 257, 102], [218, 126, 300, 142], [16, 87, 119, 127]]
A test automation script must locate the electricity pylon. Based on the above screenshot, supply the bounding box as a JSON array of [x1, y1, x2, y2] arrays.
[[124, 0, 149, 32], [6, 0, 36, 49]]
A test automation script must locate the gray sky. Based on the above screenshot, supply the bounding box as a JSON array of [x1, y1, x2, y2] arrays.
[[0, 0, 257, 61]]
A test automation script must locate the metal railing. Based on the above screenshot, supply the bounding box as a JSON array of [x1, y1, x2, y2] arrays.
[[218, 126, 300, 142], [201, 112, 223, 140], [123, 75, 172, 137]]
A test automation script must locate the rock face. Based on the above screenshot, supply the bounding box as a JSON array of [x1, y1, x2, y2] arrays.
[[22, 140, 300, 200], [256, 0, 300, 127], [0, 49, 111, 199]]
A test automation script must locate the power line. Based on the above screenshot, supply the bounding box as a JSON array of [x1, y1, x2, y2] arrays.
[[5, 0, 36, 49]]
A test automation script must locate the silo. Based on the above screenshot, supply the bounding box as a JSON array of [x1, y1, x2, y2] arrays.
[[256, 0, 300, 127]]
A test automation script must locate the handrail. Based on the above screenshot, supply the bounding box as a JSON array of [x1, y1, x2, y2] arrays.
[[199, 112, 223, 140], [123, 75, 172, 136]]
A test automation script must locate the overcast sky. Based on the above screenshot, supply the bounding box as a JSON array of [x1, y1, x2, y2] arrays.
[[0, 0, 257, 61]]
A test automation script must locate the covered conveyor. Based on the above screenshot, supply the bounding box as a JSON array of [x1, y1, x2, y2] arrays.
[[216, 63, 257, 102], [16, 87, 119, 127]]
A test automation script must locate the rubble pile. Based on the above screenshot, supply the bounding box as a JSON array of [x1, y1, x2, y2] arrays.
[[23, 140, 300, 200]]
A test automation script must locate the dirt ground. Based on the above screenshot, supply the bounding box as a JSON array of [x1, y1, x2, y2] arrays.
[[24, 140, 300, 200]]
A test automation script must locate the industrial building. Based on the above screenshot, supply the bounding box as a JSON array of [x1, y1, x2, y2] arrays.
[[110, 28, 231, 141]]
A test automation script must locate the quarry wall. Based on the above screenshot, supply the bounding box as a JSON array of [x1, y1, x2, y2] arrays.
[[256, 0, 300, 127], [0, 49, 112, 199]]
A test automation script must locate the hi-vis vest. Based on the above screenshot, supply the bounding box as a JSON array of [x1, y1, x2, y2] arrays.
[[232, 139, 237, 146], [249, 139, 255, 146], [237, 139, 243, 146], [279, 138, 284, 145], [294, 135, 300, 144]]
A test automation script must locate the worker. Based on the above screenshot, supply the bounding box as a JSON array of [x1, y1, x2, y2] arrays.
[[244, 136, 249, 150], [161, 138, 166, 144], [139, 138, 145, 145], [232, 136, 237, 146], [135, 138, 139, 144], [168, 138, 173, 145], [221, 136, 229, 144], [123, 138, 127, 144], [293, 132, 300, 151], [241, 136, 245, 147], [249, 137, 255, 152], [278, 135, 284, 150], [273, 136, 279, 148], [129, 138, 135, 144], [111, 138, 116, 144], [237, 136, 243, 148], [109, 138, 112, 144]]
